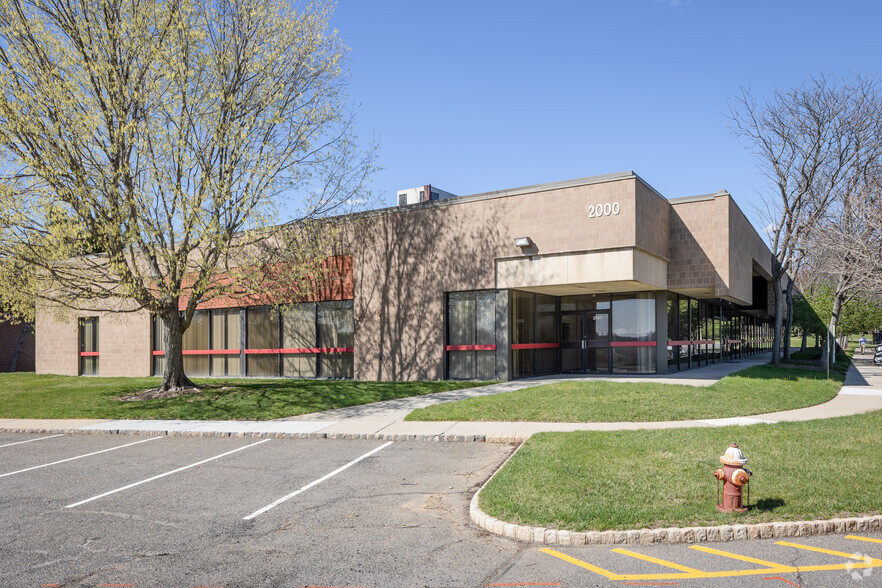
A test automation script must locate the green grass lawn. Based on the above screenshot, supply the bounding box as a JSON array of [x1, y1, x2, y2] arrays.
[[480, 409, 882, 531], [405, 364, 845, 423], [0, 373, 492, 420]]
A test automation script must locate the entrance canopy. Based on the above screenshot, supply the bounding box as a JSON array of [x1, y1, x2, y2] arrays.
[[495, 248, 667, 295]]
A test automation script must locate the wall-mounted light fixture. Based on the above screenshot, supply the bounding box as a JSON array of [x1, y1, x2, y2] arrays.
[[514, 237, 532, 248]]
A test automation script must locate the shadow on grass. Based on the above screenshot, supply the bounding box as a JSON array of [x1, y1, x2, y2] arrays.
[[751, 497, 786, 513]]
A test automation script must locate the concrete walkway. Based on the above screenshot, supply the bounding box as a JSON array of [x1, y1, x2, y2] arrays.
[[2, 353, 881, 441]]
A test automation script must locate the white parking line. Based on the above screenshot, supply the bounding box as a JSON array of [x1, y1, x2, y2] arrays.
[[66, 438, 271, 508], [0, 436, 162, 478], [244, 441, 393, 520], [0, 434, 64, 448]]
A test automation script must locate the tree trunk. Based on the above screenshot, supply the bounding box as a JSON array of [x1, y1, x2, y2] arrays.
[[821, 291, 845, 371], [783, 278, 794, 360], [800, 329, 807, 352], [160, 310, 196, 391], [771, 274, 784, 365]]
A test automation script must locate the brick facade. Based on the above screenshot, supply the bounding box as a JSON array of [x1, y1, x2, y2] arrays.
[[34, 172, 776, 380]]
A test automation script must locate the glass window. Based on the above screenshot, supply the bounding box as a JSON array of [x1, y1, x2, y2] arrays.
[[612, 293, 656, 342], [611, 293, 656, 374], [511, 291, 534, 344], [153, 316, 166, 376], [560, 294, 610, 312], [713, 313, 723, 362], [211, 309, 240, 376], [535, 294, 558, 375], [318, 300, 353, 378], [247, 307, 280, 377], [699, 301, 709, 365], [446, 291, 495, 380], [79, 317, 99, 376], [666, 293, 679, 372], [183, 311, 209, 376], [511, 291, 535, 379], [475, 291, 495, 346], [282, 303, 317, 378], [536, 295, 557, 343], [690, 299, 701, 365]]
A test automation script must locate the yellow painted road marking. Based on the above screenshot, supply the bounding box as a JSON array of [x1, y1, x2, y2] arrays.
[[540, 548, 623, 580], [543, 548, 806, 581], [847, 535, 882, 545], [689, 545, 798, 573], [542, 538, 882, 581], [612, 548, 704, 574], [775, 541, 882, 572]]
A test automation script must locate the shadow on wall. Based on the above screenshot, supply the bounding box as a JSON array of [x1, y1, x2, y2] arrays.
[[668, 209, 721, 295], [351, 203, 504, 381]]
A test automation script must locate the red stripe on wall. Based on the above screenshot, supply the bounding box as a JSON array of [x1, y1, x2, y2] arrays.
[[79, 352, 99, 357], [609, 341, 657, 347], [152, 350, 240, 356], [667, 340, 716, 346], [244, 348, 354, 354], [445, 345, 497, 351], [510, 343, 561, 350], [726, 339, 744, 344]]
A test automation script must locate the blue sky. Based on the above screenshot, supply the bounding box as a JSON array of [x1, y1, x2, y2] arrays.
[[330, 1, 881, 234]]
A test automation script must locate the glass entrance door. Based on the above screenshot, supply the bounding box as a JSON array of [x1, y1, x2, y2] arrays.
[[560, 311, 610, 373]]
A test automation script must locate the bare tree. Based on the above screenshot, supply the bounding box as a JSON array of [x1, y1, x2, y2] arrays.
[[0, 0, 374, 390], [807, 169, 882, 367], [730, 74, 882, 364]]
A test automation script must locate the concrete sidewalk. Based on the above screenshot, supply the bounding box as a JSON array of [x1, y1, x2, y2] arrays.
[[2, 353, 881, 441]]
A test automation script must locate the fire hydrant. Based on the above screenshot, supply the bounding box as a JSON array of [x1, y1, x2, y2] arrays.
[[713, 443, 752, 513]]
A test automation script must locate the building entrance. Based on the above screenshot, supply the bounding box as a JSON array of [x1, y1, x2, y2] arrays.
[[560, 310, 610, 374]]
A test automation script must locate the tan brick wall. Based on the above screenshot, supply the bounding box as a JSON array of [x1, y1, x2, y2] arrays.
[[634, 182, 670, 259], [35, 305, 80, 376], [669, 194, 774, 306], [36, 301, 151, 377], [34, 174, 775, 381], [668, 198, 720, 296], [99, 311, 152, 377], [352, 176, 660, 380]]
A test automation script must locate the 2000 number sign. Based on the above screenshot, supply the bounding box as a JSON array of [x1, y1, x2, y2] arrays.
[[587, 202, 620, 218]]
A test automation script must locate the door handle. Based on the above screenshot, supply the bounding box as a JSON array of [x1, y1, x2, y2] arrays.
[[582, 339, 586, 350]]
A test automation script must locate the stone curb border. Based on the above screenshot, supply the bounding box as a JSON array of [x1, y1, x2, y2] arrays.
[[0, 426, 528, 443], [470, 442, 882, 545]]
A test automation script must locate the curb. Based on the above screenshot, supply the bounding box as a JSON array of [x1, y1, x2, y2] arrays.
[[0, 426, 528, 443], [470, 443, 882, 545]]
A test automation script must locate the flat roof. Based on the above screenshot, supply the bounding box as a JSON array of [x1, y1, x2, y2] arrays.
[[347, 171, 668, 221]]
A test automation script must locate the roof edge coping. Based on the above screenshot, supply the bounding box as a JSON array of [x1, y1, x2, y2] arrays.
[[345, 171, 669, 220], [668, 190, 731, 205]]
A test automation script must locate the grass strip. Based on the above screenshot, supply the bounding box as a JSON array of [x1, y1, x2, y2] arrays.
[[480, 408, 882, 531], [0, 373, 492, 420], [406, 363, 847, 423]]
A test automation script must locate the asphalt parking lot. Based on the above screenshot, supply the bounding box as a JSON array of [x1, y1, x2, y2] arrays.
[[1, 432, 881, 588]]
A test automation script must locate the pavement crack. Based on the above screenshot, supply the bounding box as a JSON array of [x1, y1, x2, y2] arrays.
[[478, 541, 530, 586]]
